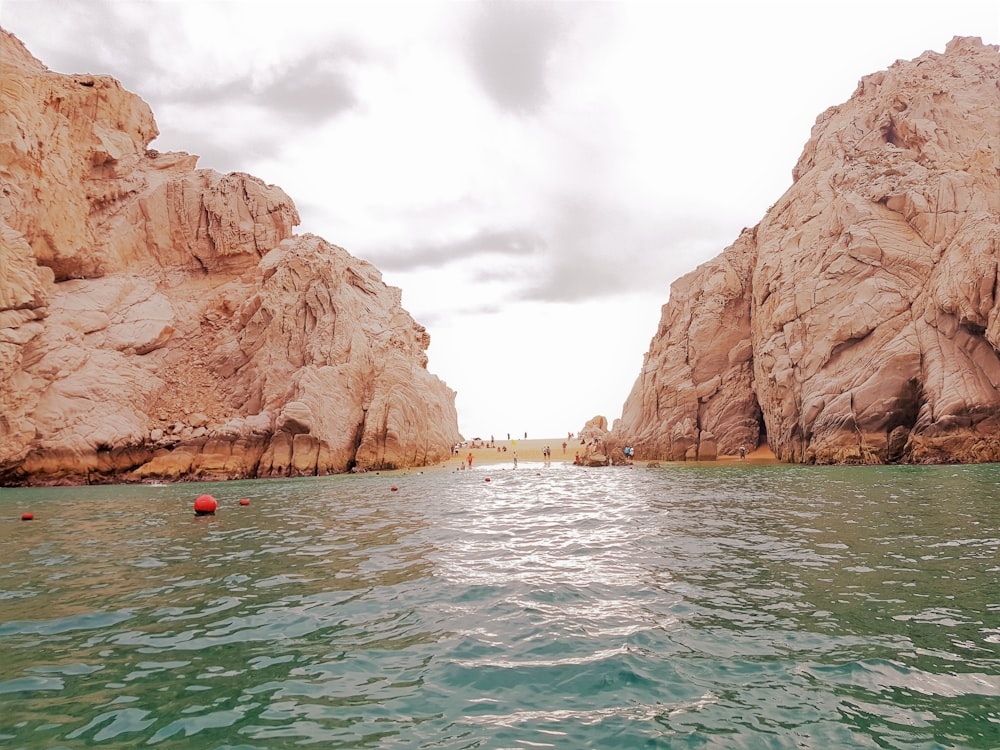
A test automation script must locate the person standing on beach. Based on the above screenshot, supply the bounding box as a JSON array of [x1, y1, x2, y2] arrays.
[[467, 452, 473, 469], [739, 444, 746, 461], [513, 451, 518, 468]]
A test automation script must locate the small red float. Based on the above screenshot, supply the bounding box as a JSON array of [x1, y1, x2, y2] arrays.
[[21, 512, 34, 521], [390, 486, 398, 492], [239, 498, 250, 506], [194, 494, 218, 515]]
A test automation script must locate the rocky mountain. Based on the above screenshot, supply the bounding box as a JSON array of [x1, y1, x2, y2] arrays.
[[613, 37, 1000, 464], [0, 30, 462, 486]]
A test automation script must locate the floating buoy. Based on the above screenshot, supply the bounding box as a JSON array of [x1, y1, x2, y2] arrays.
[[239, 498, 250, 506], [390, 486, 398, 492], [484, 477, 491, 482], [194, 494, 218, 515], [21, 512, 34, 521]]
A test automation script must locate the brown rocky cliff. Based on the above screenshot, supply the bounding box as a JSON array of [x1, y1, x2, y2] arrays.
[[613, 37, 1000, 464], [0, 30, 461, 485]]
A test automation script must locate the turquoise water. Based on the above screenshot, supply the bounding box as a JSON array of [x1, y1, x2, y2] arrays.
[[1, 462, 998, 749]]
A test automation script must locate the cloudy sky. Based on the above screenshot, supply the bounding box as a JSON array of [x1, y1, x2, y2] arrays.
[[3, 1, 998, 439]]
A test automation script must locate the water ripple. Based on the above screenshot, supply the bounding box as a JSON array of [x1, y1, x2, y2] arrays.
[[0, 464, 997, 747]]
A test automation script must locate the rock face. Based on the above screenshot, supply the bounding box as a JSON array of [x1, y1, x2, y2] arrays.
[[614, 37, 1000, 464], [578, 415, 609, 442], [0, 30, 461, 485]]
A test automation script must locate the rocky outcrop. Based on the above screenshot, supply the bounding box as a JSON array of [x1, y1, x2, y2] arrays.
[[578, 415, 610, 442], [614, 37, 1000, 464], [0, 30, 461, 485]]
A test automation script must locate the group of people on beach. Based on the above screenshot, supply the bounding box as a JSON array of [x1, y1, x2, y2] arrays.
[[454, 435, 753, 468]]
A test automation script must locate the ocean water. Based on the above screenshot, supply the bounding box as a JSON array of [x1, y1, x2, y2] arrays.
[[1, 462, 998, 749]]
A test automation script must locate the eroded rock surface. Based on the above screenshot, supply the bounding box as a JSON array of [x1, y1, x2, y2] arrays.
[[614, 37, 1000, 464], [0, 30, 460, 485]]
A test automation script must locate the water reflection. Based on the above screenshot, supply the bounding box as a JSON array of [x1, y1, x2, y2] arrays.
[[0, 463, 997, 748], [428, 465, 646, 589]]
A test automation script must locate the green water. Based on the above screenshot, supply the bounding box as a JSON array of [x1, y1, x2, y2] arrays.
[[1, 463, 997, 748]]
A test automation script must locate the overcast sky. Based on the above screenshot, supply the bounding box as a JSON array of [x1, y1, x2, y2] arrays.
[[3, 1, 998, 439]]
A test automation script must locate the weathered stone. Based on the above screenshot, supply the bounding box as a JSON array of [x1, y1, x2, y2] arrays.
[[0, 30, 461, 485], [614, 37, 1000, 465], [579, 415, 609, 442]]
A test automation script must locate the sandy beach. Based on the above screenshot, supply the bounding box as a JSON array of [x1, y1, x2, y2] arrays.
[[446, 438, 585, 469], [425, 437, 778, 472]]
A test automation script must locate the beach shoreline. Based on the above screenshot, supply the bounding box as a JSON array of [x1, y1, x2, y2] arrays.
[[397, 437, 778, 473]]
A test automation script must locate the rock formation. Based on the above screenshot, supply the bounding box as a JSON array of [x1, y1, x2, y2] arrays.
[[0, 30, 462, 485], [613, 37, 1000, 464], [578, 415, 609, 442]]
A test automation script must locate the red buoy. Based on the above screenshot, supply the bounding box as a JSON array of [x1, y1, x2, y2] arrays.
[[390, 486, 398, 492], [21, 512, 34, 521], [239, 498, 250, 506], [194, 494, 218, 515], [484, 477, 491, 482]]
